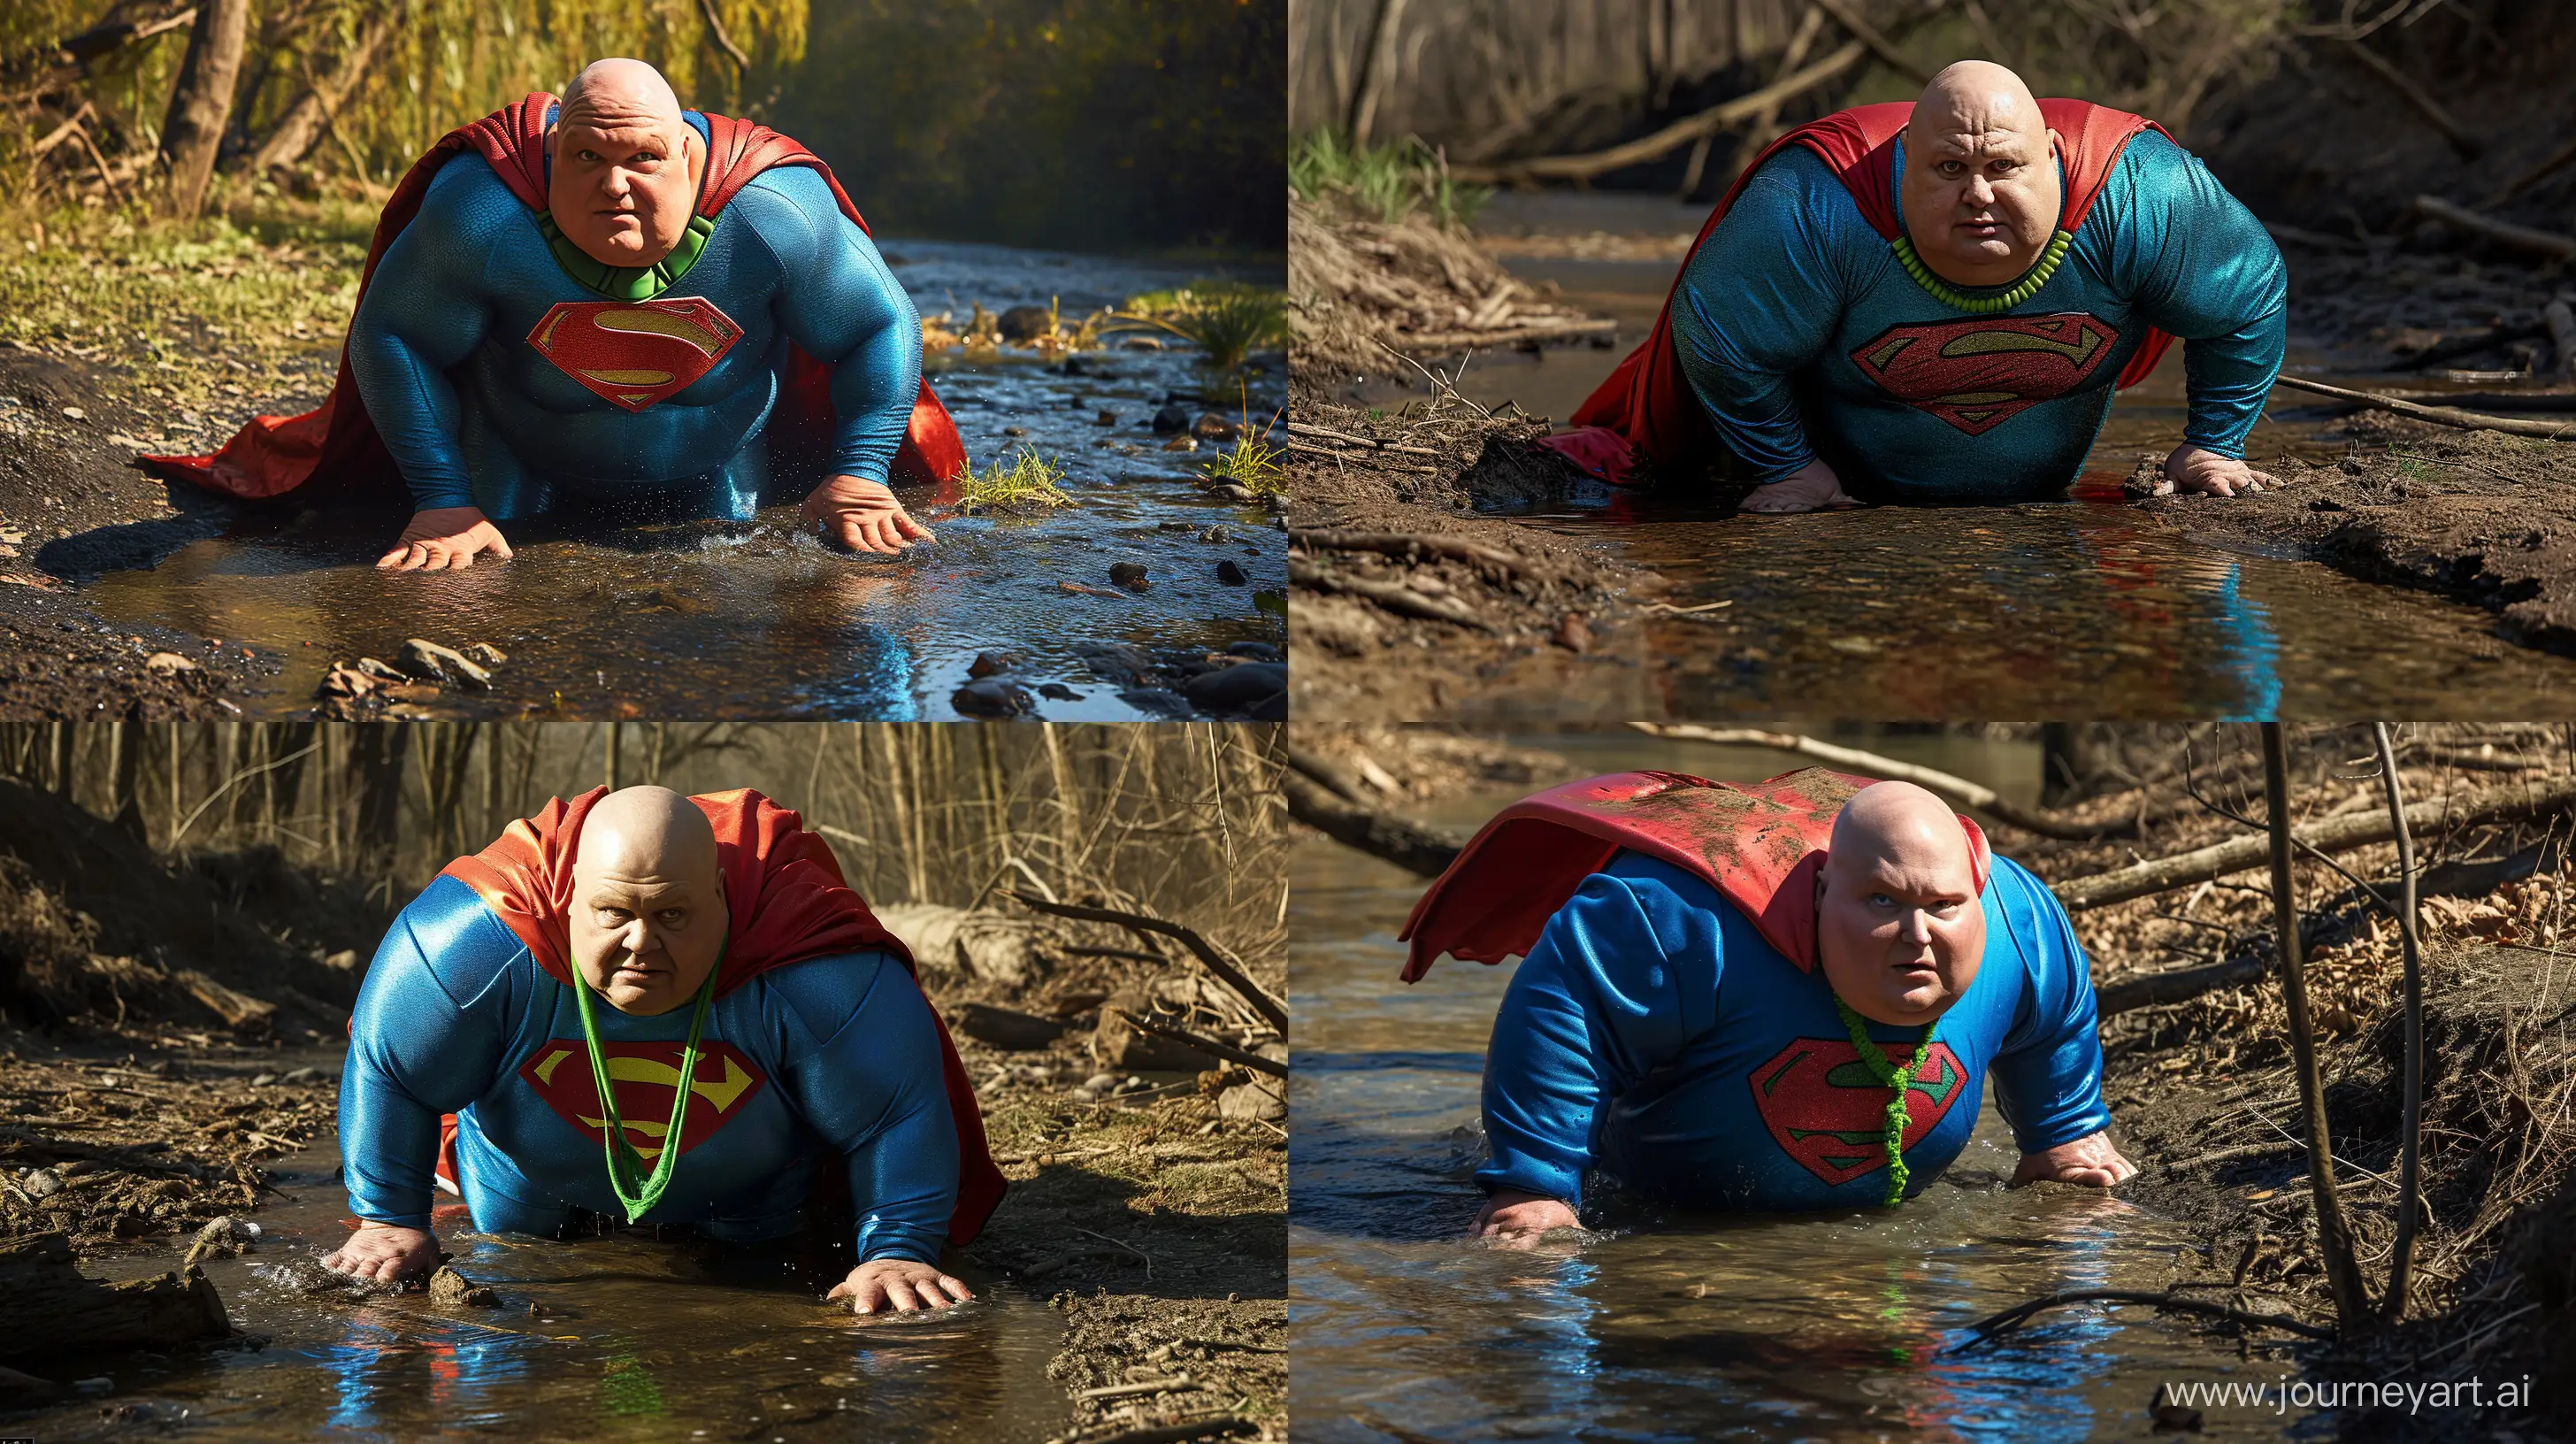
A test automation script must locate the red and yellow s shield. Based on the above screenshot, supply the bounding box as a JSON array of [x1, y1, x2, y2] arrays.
[[525, 296, 744, 412], [1847, 311, 2120, 435], [518, 1038, 769, 1162], [1748, 1037, 1968, 1187]]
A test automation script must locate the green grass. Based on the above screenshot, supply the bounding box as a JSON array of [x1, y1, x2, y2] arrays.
[[956, 449, 1076, 514], [1292, 130, 1490, 228], [1111, 280, 1288, 373], [1200, 434, 1284, 496]]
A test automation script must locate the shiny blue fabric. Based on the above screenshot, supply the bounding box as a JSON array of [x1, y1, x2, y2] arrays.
[[1670, 130, 2286, 503], [341, 874, 959, 1264], [1477, 852, 2111, 1211], [347, 111, 922, 517]]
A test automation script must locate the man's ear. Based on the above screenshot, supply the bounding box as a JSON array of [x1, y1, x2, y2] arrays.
[[685, 127, 706, 194]]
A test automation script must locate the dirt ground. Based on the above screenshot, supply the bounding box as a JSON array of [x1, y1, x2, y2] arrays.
[[1289, 721, 2576, 1440], [0, 785, 1286, 1440]]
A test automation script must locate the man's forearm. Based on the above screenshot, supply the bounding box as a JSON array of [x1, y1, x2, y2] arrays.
[[2177, 311, 2288, 459], [338, 1071, 445, 1229], [346, 326, 479, 511]]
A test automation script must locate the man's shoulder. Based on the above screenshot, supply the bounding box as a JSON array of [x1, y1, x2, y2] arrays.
[[740, 949, 908, 1042], [380, 872, 534, 997], [409, 151, 529, 239], [726, 163, 849, 233]]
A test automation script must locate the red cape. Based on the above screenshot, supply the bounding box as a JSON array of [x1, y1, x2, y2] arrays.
[[1546, 99, 2179, 485], [1398, 767, 1990, 981], [143, 93, 968, 502], [438, 786, 1006, 1247]]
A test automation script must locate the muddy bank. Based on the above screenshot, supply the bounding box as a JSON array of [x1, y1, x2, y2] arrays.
[[2143, 414, 2576, 657]]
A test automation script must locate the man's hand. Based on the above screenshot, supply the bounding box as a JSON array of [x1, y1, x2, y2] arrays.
[[320, 1221, 441, 1285], [1469, 1188, 1581, 1248], [2011, 1130, 2137, 1188], [378, 506, 514, 571], [826, 1257, 975, 1315], [1740, 458, 1860, 514], [802, 474, 934, 556], [2157, 443, 2275, 499]]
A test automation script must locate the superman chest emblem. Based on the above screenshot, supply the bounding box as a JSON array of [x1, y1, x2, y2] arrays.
[[518, 1038, 769, 1162], [1848, 311, 2120, 435], [1748, 1037, 1969, 1187], [525, 296, 743, 411]]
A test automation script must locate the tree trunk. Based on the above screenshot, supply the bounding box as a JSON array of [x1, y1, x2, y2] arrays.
[[245, 4, 399, 175], [352, 726, 409, 877], [157, 0, 252, 218]]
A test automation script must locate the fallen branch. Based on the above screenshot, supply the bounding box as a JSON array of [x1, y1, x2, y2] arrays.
[[1280, 764, 1467, 879], [2097, 954, 2270, 1017], [1291, 529, 1524, 574], [2370, 724, 2426, 1324], [2269, 375, 2576, 439], [1625, 723, 2128, 841], [2342, 42, 2479, 157], [1290, 557, 1490, 631], [2263, 725, 2373, 1336], [2051, 773, 2576, 911], [2491, 130, 2576, 204], [1284, 421, 1447, 457], [1810, 0, 1930, 84], [1047, 1417, 1255, 1444], [1948, 1288, 2335, 1352], [1399, 318, 1622, 353], [1105, 1009, 1286, 1079], [1454, 41, 1867, 183], [1007, 894, 1285, 1033], [2409, 195, 2576, 261]]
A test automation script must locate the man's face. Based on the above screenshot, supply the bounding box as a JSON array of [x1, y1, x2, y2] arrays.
[[1898, 121, 2062, 286], [569, 864, 725, 1015], [1814, 841, 1985, 1027], [548, 117, 701, 268]]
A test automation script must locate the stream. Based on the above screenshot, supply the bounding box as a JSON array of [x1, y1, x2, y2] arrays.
[[17, 1139, 1069, 1442], [1357, 192, 2576, 718], [80, 242, 1286, 721], [1288, 731, 2319, 1441]]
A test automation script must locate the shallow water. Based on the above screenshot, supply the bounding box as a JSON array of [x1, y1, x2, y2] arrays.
[[1288, 740, 2319, 1442], [18, 1142, 1067, 1442], [1357, 199, 2576, 718], [81, 240, 1285, 720]]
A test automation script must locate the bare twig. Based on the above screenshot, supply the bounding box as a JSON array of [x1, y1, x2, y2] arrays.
[[2271, 375, 2576, 439], [2370, 724, 2426, 1322], [1278, 764, 1465, 879], [1283, 421, 1447, 457], [1105, 1009, 1285, 1079], [696, 0, 750, 70], [1453, 41, 1867, 183], [1948, 1288, 2335, 1352], [1290, 529, 1523, 574], [1625, 723, 2128, 841], [1810, 0, 1930, 84], [2341, 41, 2480, 157], [2408, 195, 2576, 261], [1007, 893, 1285, 1033], [2263, 725, 2370, 1337], [1289, 557, 1490, 631]]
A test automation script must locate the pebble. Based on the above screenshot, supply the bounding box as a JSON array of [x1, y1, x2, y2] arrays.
[[1182, 661, 1285, 716], [250, 1072, 278, 1087], [1215, 560, 1246, 586], [1210, 483, 1254, 502], [1108, 561, 1150, 591], [1118, 687, 1192, 718], [967, 649, 1018, 679], [1003, 426, 1028, 438], [1093, 411, 1118, 426], [1038, 683, 1081, 701], [463, 642, 508, 666], [60, 406, 85, 422], [23, 1168, 63, 1198], [996, 304, 1054, 342], [1150, 403, 1191, 433], [280, 1066, 318, 1084], [1084, 1073, 1118, 1092], [1224, 641, 1282, 662], [1192, 413, 1240, 442], [952, 678, 1034, 718], [1554, 614, 1592, 654], [402, 638, 491, 689]]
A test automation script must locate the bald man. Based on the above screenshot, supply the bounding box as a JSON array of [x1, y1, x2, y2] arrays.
[[1549, 60, 2285, 509], [1391, 768, 2130, 1238], [324, 786, 1001, 1314], [153, 58, 960, 565]]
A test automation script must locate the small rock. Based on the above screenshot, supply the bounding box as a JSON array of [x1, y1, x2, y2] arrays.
[[1069, 1087, 1099, 1104], [1554, 614, 1591, 653], [1092, 410, 1119, 426], [1218, 1080, 1285, 1121], [1192, 413, 1240, 442], [1003, 426, 1028, 438], [23, 1168, 63, 1198], [280, 1066, 318, 1084], [1215, 559, 1246, 586], [402, 638, 491, 689], [1076, 642, 1155, 684], [1211, 483, 1255, 502], [996, 305, 1054, 343], [427, 1265, 502, 1308], [59, 406, 86, 422], [1117, 687, 1193, 718], [968, 649, 1019, 679], [1057, 580, 1123, 598], [324, 949, 358, 970], [73, 1377, 111, 1394], [1038, 683, 1081, 701], [1123, 336, 1164, 350], [251, 1073, 279, 1087], [1197, 526, 1233, 543], [382, 683, 441, 703], [1060, 357, 1091, 376], [1084, 1073, 1118, 1092], [1182, 661, 1285, 716], [142, 651, 196, 675], [356, 657, 406, 682], [1158, 519, 1197, 533], [1151, 403, 1191, 433], [318, 665, 377, 699], [1108, 562, 1150, 591], [952, 678, 1035, 718], [1161, 434, 1199, 452], [462, 642, 508, 666], [1223, 641, 1282, 662]]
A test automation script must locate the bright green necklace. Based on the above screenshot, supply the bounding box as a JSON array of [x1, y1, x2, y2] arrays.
[[1890, 229, 2074, 313], [567, 958, 719, 1224], [535, 211, 716, 301], [1834, 996, 1936, 1208]]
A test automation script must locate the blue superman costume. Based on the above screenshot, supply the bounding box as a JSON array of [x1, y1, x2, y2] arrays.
[[145, 94, 967, 516], [1399, 769, 2111, 1211], [339, 787, 1004, 1264], [1542, 101, 2285, 503]]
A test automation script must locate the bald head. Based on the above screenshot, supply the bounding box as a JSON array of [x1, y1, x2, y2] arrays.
[[1898, 59, 2063, 288], [548, 58, 704, 270], [1815, 781, 1988, 1027], [570, 787, 728, 1015]]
